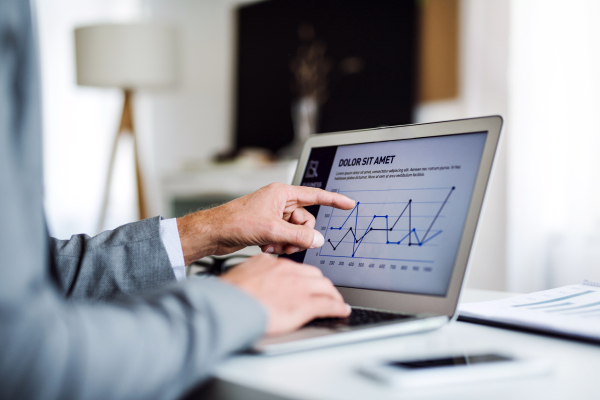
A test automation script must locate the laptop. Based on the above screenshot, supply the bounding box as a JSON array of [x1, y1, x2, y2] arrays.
[[254, 116, 503, 355]]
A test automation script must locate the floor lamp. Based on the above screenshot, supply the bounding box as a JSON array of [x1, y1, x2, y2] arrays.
[[74, 23, 176, 232]]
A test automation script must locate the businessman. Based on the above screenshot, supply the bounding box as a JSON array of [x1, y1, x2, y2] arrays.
[[0, 1, 352, 399]]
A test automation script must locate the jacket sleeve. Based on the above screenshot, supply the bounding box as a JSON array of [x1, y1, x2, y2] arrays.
[[1, 272, 268, 400], [48, 217, 178, 301]]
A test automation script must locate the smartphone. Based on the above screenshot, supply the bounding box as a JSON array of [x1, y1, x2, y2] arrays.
[[358, 353, 551, 388]]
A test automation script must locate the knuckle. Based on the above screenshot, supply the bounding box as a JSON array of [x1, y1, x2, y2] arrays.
[[267, 182, 284, 192], [314, 189, 327, 202], [265, 219, 279, 233], [327, 193, 336, 207]]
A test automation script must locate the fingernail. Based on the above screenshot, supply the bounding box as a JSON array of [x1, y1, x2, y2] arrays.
[[311, 231, 325, 248], [265, 246, 274, 254], [346, 304, 352, 313], [288, 246, 300, 254]]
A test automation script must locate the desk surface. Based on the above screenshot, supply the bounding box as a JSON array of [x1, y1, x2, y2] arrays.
[[211, 289, 599, 400]]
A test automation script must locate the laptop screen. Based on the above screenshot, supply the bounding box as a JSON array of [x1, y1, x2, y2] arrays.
[[285, 132, 488, 297]]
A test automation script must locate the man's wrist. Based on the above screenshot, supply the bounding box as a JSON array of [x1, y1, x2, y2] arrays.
[[177, 210, 219, 265]]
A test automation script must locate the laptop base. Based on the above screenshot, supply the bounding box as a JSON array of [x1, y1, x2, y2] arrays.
[[253, 315, 449, 355]]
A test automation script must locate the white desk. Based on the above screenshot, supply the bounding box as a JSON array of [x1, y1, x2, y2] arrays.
[[210, 289, 599, 399]]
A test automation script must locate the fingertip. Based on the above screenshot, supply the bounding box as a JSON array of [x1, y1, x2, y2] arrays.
[[286, 246, 301, 254], [344, 197, 356, 209], [332, 192, 355, 209], [345, 303, 352, 315], [310, 230, 325, 248]]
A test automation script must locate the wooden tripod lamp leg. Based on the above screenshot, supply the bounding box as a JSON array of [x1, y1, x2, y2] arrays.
[[121, 89, 148, 221], [96, 89, 148, 234], [132, 130, 148, 221]]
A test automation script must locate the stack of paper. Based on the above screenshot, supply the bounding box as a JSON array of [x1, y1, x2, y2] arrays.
[[459, 280, 600, 343]]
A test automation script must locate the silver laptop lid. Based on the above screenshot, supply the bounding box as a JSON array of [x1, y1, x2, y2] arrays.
[[282, 116, 502, 318]]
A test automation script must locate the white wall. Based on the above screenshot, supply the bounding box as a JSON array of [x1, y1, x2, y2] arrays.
[[416, 0, 509, 290], [37, 0, 142, 238], [508, 0, 600, 291]]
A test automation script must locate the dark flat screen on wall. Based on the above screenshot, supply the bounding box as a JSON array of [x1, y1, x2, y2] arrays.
[[234, 0, 417, 154]]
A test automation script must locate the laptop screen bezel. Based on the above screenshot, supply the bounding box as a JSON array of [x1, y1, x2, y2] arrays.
[[289, 116, 503, 318]]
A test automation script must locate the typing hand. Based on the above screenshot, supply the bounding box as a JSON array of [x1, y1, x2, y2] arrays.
[[221, 254, 351, 336]]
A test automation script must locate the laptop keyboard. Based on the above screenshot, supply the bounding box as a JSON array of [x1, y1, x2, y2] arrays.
[[304, 308, 413, 329]]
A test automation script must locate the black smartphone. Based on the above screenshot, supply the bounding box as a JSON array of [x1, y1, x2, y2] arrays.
[[358, 353, 551, 388]]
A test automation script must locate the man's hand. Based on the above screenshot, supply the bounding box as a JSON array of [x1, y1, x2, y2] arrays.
[[220, 254, 351, 336], [177, 183, 355, 264]]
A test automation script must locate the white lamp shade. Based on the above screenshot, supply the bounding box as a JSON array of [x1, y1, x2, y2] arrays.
[[75, 23, 176, 88]]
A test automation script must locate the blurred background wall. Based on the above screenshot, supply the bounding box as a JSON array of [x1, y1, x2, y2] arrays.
[[37, 0, 144, 239], [36, 0, 600, 292], [508, 0, 600, 292]]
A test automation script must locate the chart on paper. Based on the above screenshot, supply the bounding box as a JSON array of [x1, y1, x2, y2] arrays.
[[459, 282, 600, 343], [319, 186, 455, 263]]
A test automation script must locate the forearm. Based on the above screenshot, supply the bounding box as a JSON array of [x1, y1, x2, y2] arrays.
[[177, 209, 222, 265]]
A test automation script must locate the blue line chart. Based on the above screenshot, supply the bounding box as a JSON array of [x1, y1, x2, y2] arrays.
[[323, 186, 455, 258]]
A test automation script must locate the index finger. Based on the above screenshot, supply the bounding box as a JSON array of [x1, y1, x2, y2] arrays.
[[290, 186, 355, 210]]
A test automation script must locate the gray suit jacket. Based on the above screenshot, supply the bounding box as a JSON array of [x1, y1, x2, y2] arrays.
[[0, 1, 266, 399]]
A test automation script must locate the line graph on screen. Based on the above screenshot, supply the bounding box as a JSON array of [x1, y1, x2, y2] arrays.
[[318, 187, 455, 262]]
